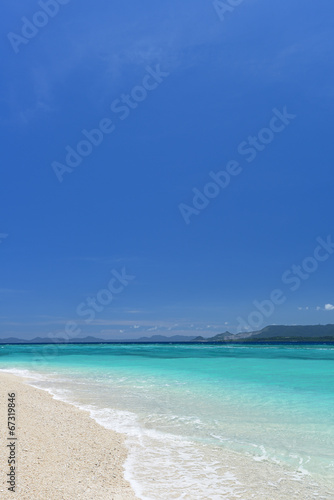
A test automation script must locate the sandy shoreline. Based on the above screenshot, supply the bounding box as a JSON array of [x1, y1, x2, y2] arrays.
[[0, 373, 137, 499], [1, 371, 333, 500]]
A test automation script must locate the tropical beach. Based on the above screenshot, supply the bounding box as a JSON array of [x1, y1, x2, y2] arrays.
[[2, 1, 334, 499], [1, 343, 334, 499]]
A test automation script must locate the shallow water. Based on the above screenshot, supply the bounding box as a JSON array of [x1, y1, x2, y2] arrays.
[[1, 343, 334, 498]]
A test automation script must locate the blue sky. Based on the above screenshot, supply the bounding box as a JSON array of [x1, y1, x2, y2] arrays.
[[1, 0, 334, 339]]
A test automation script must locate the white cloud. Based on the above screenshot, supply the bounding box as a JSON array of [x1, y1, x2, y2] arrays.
[[315, 303, 334, 311]]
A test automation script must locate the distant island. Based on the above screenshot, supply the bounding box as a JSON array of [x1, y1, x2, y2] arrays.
[[0, 334, 197, 344], [1, 325, 334, 344], [194, 324, 334, 343]]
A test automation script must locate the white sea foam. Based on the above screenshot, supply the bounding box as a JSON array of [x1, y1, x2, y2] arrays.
[[0, 367, 47, 380], [85, 406, 244, 498]]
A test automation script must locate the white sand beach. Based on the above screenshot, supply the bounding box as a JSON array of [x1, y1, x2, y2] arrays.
[[0, 373, 137, 499]]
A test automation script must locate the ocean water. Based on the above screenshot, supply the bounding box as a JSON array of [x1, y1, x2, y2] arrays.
[[1, 343, 334, 499]]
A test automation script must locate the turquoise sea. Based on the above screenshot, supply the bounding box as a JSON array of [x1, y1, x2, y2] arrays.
[[1, 343, 334, 499]]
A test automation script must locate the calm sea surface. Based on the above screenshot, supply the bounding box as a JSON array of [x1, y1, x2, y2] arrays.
[[1, 343, 334, 499]]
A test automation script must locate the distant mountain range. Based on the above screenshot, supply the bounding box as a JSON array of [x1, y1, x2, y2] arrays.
[[0, 334, 197, 344], [194, 324, 334, 342], [1, 325, 334, 344]]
